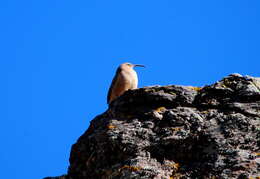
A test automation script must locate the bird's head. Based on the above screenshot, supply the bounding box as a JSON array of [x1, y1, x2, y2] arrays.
[[120, 62, 145, 70]]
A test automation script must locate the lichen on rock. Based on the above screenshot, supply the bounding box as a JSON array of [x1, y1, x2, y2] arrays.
[[44, 74, 260, 179]]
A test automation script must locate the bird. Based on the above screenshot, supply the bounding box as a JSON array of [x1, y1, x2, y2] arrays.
[[107, 62, 145, 104]]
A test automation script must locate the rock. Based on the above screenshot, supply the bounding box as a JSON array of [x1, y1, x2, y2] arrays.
[[44, 74, 260, 179]]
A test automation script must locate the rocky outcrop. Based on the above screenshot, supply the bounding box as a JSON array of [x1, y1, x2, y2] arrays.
[[44, 74, 260, 179]]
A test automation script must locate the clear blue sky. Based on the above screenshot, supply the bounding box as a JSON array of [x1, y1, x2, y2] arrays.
[[1, 0, 259, 179]]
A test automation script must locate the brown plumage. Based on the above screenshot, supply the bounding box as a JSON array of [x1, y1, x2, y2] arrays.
[[107, 62, 145, 104]]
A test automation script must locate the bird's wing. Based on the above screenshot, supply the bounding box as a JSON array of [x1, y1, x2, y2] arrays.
[[107, 68, 121, 104]]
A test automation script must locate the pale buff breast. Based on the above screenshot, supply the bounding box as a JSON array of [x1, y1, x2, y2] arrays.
[[109, 68, 138, 102]]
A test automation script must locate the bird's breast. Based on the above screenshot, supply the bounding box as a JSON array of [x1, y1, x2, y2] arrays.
[[121, 69, 138, 89]]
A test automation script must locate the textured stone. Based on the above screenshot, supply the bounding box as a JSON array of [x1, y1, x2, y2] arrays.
[[44, 74, 260, 179]]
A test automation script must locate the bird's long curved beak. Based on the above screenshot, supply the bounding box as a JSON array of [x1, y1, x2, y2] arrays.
[[134, 64, 145, 67]]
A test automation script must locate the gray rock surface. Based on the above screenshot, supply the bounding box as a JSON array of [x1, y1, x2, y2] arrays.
[[44, 74, 260, 179]]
